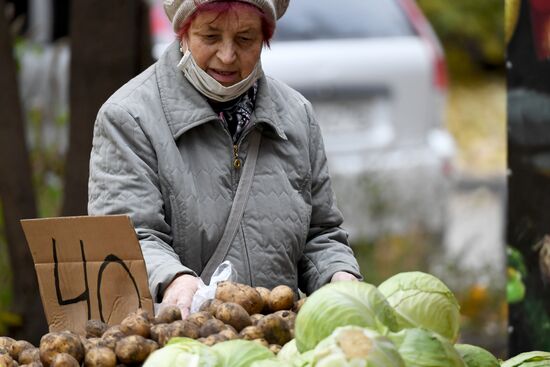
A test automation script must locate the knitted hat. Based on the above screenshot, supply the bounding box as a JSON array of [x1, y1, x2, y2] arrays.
[[164, 0, 290, 32]]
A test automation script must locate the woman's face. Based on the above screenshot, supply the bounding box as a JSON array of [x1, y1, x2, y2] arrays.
[[185, 7, 263, 86]]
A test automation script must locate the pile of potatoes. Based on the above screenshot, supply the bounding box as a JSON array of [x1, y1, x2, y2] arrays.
[[0, 281, 304, 367]]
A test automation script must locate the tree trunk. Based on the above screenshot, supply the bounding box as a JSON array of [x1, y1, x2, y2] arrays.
[[0, 0, 49, 344], [62, 0, 152, 216]]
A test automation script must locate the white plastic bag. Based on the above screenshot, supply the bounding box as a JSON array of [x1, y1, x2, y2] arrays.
[[153, 261, 235, 317], [190, 260, 235, 313]]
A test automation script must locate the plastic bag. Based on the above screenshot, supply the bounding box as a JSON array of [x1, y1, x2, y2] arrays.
[[190, 261, 235, 313], [153, 261, 235, 317]]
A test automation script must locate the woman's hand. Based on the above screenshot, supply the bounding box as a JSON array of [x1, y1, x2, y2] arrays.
[[331, 271, 358, 282], [162, 274, 199, 319]]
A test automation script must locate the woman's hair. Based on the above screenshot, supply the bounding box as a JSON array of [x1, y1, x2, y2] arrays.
[[177, 1, 276, 47]]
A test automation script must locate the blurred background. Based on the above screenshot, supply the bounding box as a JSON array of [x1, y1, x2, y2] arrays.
[[0, 0, 506, 357]]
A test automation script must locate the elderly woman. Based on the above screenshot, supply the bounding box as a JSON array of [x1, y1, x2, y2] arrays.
[[88, 0, 361, 317]]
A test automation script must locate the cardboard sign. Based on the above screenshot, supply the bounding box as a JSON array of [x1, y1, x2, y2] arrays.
[[21, 215, 153, 335]]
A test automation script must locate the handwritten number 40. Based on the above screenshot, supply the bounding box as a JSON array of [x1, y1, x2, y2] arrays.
[[52, 238, 142, 323]]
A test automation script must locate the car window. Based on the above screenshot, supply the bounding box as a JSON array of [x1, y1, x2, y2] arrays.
[[273, 0, 415, 41]]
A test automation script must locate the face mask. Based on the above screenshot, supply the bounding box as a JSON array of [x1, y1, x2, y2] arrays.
[[177, 46, 263, 102]]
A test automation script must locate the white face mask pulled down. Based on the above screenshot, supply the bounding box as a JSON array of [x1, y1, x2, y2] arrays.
[[177, 46, 263, 102]]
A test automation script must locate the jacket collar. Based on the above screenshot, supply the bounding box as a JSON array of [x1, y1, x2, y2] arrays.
[[156, 41, 287, 141]]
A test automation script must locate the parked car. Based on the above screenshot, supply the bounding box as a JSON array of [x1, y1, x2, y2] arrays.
[[150, 0, 455, 243]]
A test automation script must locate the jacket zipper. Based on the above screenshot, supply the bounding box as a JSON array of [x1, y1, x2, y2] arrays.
[[229, 124, 256, 191], [224, 122, 256, 284], [233, 144, 242, 170]]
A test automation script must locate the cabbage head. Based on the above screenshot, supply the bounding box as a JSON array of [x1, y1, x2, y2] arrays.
[[143, 337, 218, 367], [277, 341, 314, 367], [294, 281, 399, 353], [388, 328, 466, 367], [250, 359, 294, 367], [211, 339, 274, 367], [501, 351, 550, 367], [278, 339, 300, 362], [378, 271, 460, 341], [311, 326, 405, 367], [455, 343, 499, 367]]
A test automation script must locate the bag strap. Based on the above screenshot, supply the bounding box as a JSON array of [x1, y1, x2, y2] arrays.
[[200, 128, 262, 283]]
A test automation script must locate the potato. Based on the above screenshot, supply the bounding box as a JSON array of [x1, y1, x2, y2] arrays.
[[200, 334, 227, 346], [120, 313, 150, 338], [222, 324, 237, 333], [20, 362, 43, 367], [257, 314, 291, 346], [50, 352, 79, 367], [19, 347, 40, 364], [100, 326, 125, 350], [215, 281, 264, 315], [84, 346, 116, 367], [239, 326, 263, 340], [0, 353, 16, 367], [269, 344, 282, 354], [82, 338, 106, 354], [0, 337, 15, 350], [114, 335, 150, 365], [199, 318, 226, 338], [293, 298, 306, 313], [255, 287, 271, 313], [215, 302, 252, 332], [218, 327, 238, 340], [273, 310, 296, 330], [10, 340, 34, 360], [85, 320, 109, 339], [198, 299, 222, 315], [186, 311, 213, 329], [39, 331, 84, 367], [150, 323, 173, 346], [154, 305, 182, 324], [268, 285, 295, 311], [135, 308, 152, 322], [145, 339, 159, 355], [170, 320, 200, 339], [250, 314, 264, 325]]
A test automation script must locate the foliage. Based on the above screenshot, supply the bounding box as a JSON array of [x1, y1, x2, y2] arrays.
[[0, 39, 66, 335], [416, 0, 504, 76], [445, 76, 505, 174]]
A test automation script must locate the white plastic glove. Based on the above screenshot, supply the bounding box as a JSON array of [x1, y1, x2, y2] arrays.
[[162, 274, 200, 319], [331, 271, 358, 282]]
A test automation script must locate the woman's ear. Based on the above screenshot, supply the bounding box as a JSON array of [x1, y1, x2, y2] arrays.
[[179, 38, 188, 53]]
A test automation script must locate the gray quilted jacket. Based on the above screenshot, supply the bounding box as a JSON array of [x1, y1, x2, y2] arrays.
[[88, 42, 361, 301]]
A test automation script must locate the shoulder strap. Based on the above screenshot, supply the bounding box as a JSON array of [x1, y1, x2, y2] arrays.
[[200, 129, 262, 284]]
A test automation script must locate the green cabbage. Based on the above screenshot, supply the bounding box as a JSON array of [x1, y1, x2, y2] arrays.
[[311, 326, 405, 367], [278, 339, 300, 362], [294, 281, 399, 353], [143, 337, 218, 367], [388, 328, 466, 367], [250, 359, 294, 367], [455, 343, 499, 367], [294, 350, 314, 367], [501, 351, 550, 367], [378, 271, 461, 341], [211, 339, 274, 367]]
